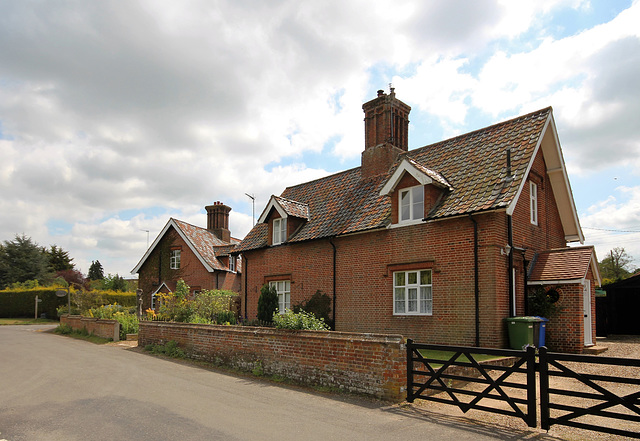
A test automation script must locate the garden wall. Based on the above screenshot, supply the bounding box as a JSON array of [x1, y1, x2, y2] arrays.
[[61, 314, 120, 342], [139, 321, 406, 401]]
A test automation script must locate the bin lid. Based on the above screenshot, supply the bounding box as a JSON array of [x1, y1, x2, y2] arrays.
[[504, 316, 544, 322]]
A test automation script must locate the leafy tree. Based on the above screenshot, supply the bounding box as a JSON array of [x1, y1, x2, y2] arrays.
[[54, 269, 87, 289], [88, 260, 104, 280], [0, 235, 53, 289], [46, 245, 74, 272], [599, 247, 634, 284], [257, 284, 278, 323], [101, 273, 128, 292]]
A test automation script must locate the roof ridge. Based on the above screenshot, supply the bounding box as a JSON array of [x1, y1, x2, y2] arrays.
[[407, 106, 552, 155]]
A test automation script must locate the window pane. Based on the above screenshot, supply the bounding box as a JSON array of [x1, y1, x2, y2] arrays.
[[420, 286, 432, 314], [400, 190, 410, 221], [412, 187, 424, 220], [395, 272, 405, 286], [408, 288, 417, 312], [394, 288, 405, 313], [420, 270, 431, 285], [408, 271, 417, 285], [284, 280, 290, 291]]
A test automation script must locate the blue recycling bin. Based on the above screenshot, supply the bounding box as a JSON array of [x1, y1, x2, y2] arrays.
[[535, 316, 548, 347]]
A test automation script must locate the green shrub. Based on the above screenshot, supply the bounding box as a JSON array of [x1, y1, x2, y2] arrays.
[[292, 290, 332, 328], [0, 288, 68, 318], [257, 284, 278, 323], [145, 340, 185, 358], [54, 323, 73, 335], [273, 309, 330, 331]]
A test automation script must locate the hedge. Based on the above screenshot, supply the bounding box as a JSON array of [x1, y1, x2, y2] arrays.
[[0, 288, 136, 318]]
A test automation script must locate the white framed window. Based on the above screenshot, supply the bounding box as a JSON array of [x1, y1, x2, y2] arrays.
[[393, 270, 432, 315], [229, 255, 236, 272], [273, 218, 287, 245], [151, 293, 156, 310], [399, 185, 424, 223], [170, 249, 181, 269], [269, 280, 291, 313], [530, 181, 538, 225]]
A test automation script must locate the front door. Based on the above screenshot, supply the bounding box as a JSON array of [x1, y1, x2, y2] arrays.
[[583, 280, 593, 346]]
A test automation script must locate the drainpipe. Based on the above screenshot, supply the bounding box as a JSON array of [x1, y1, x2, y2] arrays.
[[329, 237, 337, 330], [508, 215, 515, 317], [243, 255, 248, 320], [469, 215, 480, 347], [523, 258, 530, 316]]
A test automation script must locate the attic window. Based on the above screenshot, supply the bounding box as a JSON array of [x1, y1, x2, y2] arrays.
[[170, 249, 181, 269], [229, 255, 236, 272], [273, 218, 287, 245], [399, 185, 424, 223]]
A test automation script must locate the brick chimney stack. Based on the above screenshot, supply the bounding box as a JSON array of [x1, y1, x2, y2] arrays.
[[205, 201, 231, 242], [361, 88, 411, 178]]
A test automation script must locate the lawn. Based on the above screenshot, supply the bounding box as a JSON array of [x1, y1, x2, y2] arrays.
[[419, 349, 503, 368], [0, 317, 59, 325]]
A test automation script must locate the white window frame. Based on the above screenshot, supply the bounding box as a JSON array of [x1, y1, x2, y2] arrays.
[[273, 217, 287, 245], [170, 249, 181, 269], [399, 185, 424, 223], [393, 269, 432, 315], [269, 280, 291, 314], [151, 293, 156, 310], [229, 255, 236, 273], [530, 181, 538, 225]]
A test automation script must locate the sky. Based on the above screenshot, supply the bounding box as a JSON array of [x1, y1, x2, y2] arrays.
[[1, 0, 639, 279]]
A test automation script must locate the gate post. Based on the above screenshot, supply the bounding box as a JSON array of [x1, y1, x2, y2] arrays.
[[526, 345, 537, 427], [538, 346, 550, 430], [406, 339, 414, 403]]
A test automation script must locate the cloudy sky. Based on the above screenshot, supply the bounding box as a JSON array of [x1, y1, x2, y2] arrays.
[[1, 0, 639, 278]]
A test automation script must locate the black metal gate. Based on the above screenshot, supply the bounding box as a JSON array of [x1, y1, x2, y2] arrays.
[[407, 341, 640, 438], [539, 348, 640, 438], [406, 340, 538, 428]]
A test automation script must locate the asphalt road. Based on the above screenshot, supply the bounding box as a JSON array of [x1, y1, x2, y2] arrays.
[[0, 325, 541, 441]]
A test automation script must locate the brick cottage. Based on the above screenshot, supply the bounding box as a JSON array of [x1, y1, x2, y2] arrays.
[[132, 202, 242, 311], [234, 89, 600, 353]]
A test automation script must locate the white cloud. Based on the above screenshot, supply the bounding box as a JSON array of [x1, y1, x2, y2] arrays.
[[0, 0, 638, 277]]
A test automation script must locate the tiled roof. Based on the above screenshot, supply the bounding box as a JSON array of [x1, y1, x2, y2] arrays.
[[274, 196, 310, 220], [172, 219, 234, 271], [236, 107, 553, 252], [528, 246, 595, 282]]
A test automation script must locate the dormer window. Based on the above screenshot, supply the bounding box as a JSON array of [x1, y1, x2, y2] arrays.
[[228, 255, 236, 272], [273, 218, 287, 245], [399, 185, 424, 222]]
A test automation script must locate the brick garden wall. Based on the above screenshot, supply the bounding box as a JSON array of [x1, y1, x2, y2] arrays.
[[61, 314, 120, 342], [138, 321, 406, 401]]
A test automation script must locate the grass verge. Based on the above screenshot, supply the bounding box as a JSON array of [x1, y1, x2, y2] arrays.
[[0, 317, 59, 325], [53, 323, 112, 344]]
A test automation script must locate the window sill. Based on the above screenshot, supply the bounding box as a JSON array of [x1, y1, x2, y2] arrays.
[[388, 219, 424, 229], [393, 313, 432, 317]]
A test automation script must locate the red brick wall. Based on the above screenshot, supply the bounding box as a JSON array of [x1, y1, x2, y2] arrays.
[[139, 321, 406, 401], [61, 315, 120, 341], [244, 211, 513, 348], [137, 227, 241, 310]]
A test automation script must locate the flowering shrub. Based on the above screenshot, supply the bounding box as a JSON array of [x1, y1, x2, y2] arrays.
[[88, 303, 138, 340], [153, 279, 237, 324], [272, 309, 330, 331]]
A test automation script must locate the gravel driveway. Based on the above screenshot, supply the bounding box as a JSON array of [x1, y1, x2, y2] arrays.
[[407, 335, 640, 441]]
